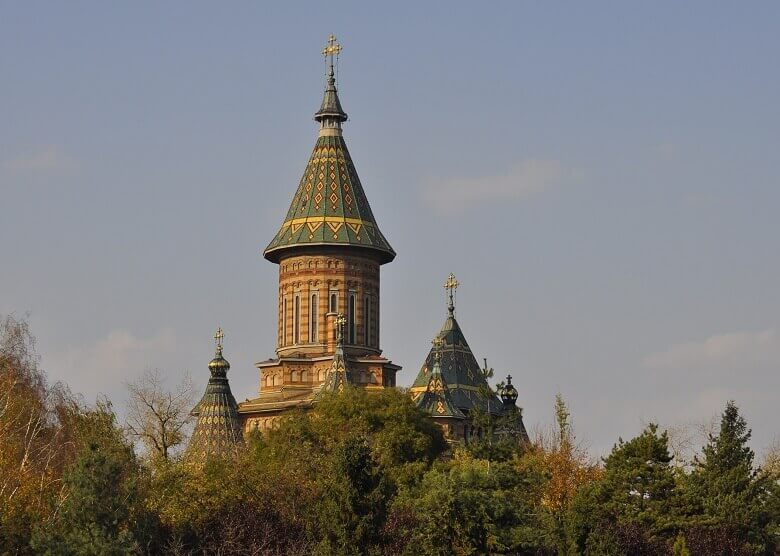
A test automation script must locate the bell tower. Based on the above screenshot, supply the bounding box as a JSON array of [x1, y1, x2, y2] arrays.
[[239, 36, 400, 432]]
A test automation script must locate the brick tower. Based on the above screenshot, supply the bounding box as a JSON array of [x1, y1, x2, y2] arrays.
[[238, 36, 400, 432]]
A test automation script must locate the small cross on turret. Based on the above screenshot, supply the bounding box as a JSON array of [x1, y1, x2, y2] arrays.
[[444, 273, 459, 316], [335, 313, 347, 345], [214, 327, 224, 354]]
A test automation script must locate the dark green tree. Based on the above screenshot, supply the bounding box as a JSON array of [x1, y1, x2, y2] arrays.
[[31, 442, 139, 555], [568, 424, 680, 552], [314, 434, 389, 555], [683, 401, 778, 553]]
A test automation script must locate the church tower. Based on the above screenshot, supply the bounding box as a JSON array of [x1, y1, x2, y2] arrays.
[[411, 274, 529, 444], [239, 36, 400, 432]]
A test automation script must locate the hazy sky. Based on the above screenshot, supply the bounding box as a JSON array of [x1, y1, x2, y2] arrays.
[[2, 2, 779, 457]]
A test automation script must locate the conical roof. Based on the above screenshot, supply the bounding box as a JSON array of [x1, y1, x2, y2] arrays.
[[188, 336, 243, 459], [263, 58, 395, 264], [412, 311, 502, 415], [414, 346, 465, 420]]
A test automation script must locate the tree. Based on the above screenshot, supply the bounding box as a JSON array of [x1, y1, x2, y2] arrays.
[[0, 314, 63, 553], [31, 403, 143, 555], [534, 394, 601, 553], [314, 434, 389, 555], [393, 451, 549, 555], [684, 401, 778, 552], [568, 424, 680, 552], [125, 369, 193, 462]]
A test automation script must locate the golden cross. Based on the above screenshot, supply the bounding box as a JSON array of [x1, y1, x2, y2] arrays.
[[335, 313, 347, 343], [321, 34, 342, 60], [214, 327, 224, 350], [444, 273, 459, 314]]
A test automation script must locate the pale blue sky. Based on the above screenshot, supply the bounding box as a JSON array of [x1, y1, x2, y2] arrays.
[[2, 2, 779, 456]]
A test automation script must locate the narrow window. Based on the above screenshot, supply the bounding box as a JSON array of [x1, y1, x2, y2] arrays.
[[329, 291, 338, 313], [282, 298, 287, 346], [364, 296, 371, 346], [294, 294, 300, 344], [310, 293, 318, 343], [348, 293, 356, 344]]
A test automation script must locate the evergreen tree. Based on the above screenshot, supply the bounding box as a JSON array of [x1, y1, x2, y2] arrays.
[[684, 401, 777, 552], [568, 424, 680, 552], [315, 434, 388, 555], [31, 442, 139, 555]]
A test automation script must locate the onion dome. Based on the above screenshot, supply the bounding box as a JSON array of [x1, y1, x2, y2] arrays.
[[315, 314, 352, 398], [188, 328, 243, 459], [500, 375, 519, 408], [263, 35, 395, 265]]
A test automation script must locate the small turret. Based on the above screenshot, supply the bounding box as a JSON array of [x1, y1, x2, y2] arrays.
[[188, 328, 243, 459], [316, 314, 351, 397]]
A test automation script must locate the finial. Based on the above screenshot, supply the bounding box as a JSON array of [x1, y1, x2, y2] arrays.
[[432, 337, 444, 365], [335, 313, 347, 345], [444, 273, 459, 316], [506, 374, 513, 385], [214, 327, 224, 354]]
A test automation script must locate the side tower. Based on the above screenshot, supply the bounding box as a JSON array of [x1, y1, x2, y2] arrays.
[[188, 328, 243, 458], [239, 36, 400, 432], [410, 274, 529, 443]]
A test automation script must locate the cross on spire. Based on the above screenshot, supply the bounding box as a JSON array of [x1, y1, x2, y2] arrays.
[[335, 313, 347, 345], [214, 327, 224, 352], [321, 34, 342, 71], [444, 273, 459, 316]]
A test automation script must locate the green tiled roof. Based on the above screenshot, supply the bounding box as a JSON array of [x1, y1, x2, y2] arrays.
[[412, 312, 504, 416], [264, 72, 395, 264], [415, 356, 465, 420], [188, 348, 243, 458]]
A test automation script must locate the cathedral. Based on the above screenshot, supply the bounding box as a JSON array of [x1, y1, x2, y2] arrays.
[[188, 36, 528, 458]]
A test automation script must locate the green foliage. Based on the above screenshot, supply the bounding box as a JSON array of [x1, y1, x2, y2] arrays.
[[393, 452, 549, 555], [682, 401, 778, 553], [4, 317, 780, 554], [31, 405, 143, 555], [313, 435, 389, 555], [566, 424, 680, 552]]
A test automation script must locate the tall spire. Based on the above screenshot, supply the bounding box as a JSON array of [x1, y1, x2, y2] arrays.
[[315, 34, 347, 135], [263, 34, 395, 265]]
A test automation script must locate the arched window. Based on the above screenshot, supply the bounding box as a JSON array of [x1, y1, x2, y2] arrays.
[[291, 370, 299, 382], [310, 293, 318, 343], [273, 374, 282, 386], [348, 293, 356, 344], [329, 291, 338, 313], [294, 294, 300, 344], [282, 297, 288, 346], [363, 295, 371, 346], [301, 370, 308, 382]]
